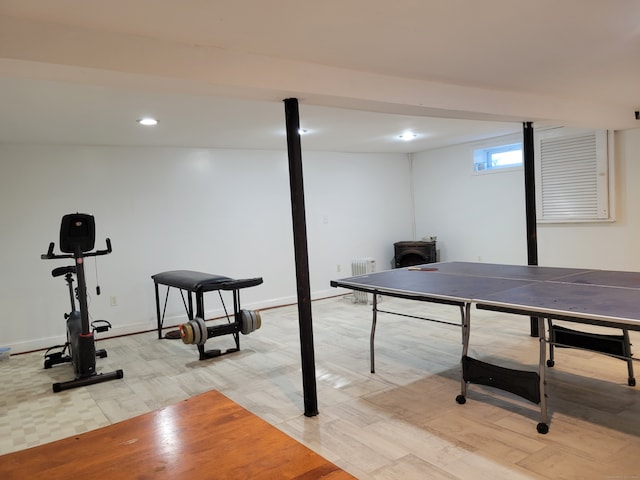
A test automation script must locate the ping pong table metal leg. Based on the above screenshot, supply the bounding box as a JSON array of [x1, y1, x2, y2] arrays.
[[460, 303, 471, 357], [546, 318, 556, 367], [623, 329, 636, 386], [370, 293, 378, 373], [456, 303, 472, 403], [537, 316, 549, 434]]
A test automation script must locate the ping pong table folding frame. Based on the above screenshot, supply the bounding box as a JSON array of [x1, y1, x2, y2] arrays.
[[331, 262, 638, 434]]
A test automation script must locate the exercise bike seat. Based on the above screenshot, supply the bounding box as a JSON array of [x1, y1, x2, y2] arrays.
[[52, 266, 76, 278]]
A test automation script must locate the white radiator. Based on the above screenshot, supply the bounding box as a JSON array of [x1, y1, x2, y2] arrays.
[[351, 257, 375, 303]]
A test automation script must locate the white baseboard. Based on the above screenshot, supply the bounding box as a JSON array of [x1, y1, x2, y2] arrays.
[[7, 291, 345, 355]]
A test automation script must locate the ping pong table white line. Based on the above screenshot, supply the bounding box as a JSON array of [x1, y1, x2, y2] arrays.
[[389, 263, 640, 289], [547, 281, 640, 291], [473, 297, 640, 330], [407, 261, 594, 279]]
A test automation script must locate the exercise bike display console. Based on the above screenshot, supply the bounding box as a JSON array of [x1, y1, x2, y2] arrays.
[[41, 213, 124, 392]]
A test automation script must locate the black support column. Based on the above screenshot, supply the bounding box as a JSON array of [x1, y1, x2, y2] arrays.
[[283, 98, 319, 417], [523, 121, 539, 337]]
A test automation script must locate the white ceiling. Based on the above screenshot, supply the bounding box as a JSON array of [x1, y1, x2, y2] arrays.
[[0, 0, 638, 153], [0, 74, 521, 152]]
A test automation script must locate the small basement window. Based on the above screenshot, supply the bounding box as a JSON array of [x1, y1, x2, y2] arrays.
[[473, 142, 523, 172]]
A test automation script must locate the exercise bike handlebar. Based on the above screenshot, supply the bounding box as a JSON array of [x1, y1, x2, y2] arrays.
[[41, 238, 113, 260], [95, 238, 112, 256]]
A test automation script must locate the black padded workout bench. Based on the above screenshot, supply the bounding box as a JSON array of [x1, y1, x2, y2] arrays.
[[152, 270, 263, 360]]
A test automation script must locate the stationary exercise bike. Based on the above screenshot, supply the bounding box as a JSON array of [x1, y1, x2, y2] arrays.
[[43, 265, 112, 369], [41, 213, 123, 392]]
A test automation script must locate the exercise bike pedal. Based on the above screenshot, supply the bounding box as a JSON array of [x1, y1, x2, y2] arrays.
[[96, 348, 108, 359], [91, 320, 112, 333], [44, 350, 72, 369], [45, 351, 64, 360]]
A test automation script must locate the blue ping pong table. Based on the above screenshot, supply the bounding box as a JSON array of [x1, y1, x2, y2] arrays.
[[330, 261, 639, 434]]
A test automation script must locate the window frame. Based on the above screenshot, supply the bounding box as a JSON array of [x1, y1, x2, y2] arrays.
[[472, 134, 524, 174]]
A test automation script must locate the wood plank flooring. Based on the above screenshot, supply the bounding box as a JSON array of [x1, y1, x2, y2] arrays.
[[1, 295, 639, 479], [0, 389, 354, 479]]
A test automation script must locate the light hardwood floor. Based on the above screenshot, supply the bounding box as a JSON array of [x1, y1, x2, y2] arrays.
[[1, 389, 355, 479], [1, 295, 639, 479]]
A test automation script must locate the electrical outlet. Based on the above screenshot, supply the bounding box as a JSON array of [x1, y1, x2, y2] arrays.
[[110, 296, 117, 307], [337, 264, 341, 272]]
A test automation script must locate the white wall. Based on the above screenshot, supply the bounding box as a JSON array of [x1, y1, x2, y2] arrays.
[[0, 145, 413, 352], [7, 128, 636, 353], [412, 128, 640, 270], [536, 129, 640, 270], [411, 138, 527, 264]]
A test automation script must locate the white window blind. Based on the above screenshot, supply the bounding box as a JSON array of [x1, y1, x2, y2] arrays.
[[535, 129, 612, 223]]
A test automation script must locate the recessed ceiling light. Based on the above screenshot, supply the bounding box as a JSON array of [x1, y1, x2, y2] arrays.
[[399, 132, 417, 141], [137, 117, 159, 126]]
